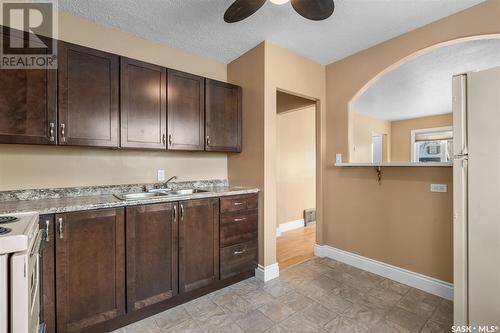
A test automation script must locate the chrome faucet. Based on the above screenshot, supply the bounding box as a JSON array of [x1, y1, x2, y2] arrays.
[[148, 176, 177, 193]]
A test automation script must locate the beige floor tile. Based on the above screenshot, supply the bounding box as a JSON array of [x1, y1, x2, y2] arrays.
[[193, 309, 234, 333], [370, 319, 412, 333], [316, 292, 354, 314], [261, 279, 295, 298], [325, 315, 370, 333], [277, 290, 315, 312], [242, 289, 275, 308], [220, 295, 256, 321], [397, 289, 441, 318], [236, 310, 274, 333], [342, 303, 385, 328], [301, 302, 339, 328], [206, 322, 245, 333], [430, 299, 453, 327], [279, 312, 327, 333], [164, 319, 203, 333], [368, 286, 405, 305], [420, 320, 451, 333], [257, 300, 295, 323], [264, 325, 289, 333], [294, 275, 340, 301], [377, 279, 411, 296], [183, 296, 224, 322], [385, 306, 428, 332], [152, 306, 191, 330]]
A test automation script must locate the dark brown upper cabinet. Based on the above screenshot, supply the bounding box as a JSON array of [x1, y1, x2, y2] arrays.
[[55, 208, 125, 333], [205, 79, 242, 152], [167, 69, 205, 151], [121, 57, 167, 150], [58, 42, 119, 148], [0, 28, 57, 145], [126, 203, 178, 311], [179, 198, 220, 293]]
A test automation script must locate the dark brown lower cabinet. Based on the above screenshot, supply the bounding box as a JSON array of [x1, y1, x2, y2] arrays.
[[55, 208, 125, 333], [126, 203, 178, 311], [39, 215, 55, 333], [179, 198, 220, 293]]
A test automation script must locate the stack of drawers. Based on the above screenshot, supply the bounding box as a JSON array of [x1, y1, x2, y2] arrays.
[[219, 194, 258, 280]]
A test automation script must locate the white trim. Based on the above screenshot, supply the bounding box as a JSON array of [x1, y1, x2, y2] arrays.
[[314, 244, 453, 300], [276, 219, 305, 237], [255, 263, 280, 282], [335, 162, 452, 167]]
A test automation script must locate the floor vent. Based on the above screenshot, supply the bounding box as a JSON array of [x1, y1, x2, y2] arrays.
[[304, 208, 316, 225]]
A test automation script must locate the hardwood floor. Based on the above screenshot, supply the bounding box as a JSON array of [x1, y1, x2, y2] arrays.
[[277, 224, 316, 269]]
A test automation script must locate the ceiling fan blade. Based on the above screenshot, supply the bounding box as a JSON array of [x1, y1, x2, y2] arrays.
[[224, 0, 266, 23], [290, 0, 335, 21]]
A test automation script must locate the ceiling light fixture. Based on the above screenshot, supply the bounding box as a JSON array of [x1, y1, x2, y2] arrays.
[[224, 0, 335, 23], [269, 0, 289, 5]]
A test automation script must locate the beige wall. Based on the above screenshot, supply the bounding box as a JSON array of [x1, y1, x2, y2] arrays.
[[277, 106, 316, 226], [229, 42, 326, 267], [277, 91, 316, 114], [227, 43, 266, 264], [391, 113, 453, 162], [0, 12, 228, 191], [350, 111, 391, 163], [325, 0, 500, 283]]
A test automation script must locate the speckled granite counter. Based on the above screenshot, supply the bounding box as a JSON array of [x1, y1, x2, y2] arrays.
[[0, 180, 259, 215]]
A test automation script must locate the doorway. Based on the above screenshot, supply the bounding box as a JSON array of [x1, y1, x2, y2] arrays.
[[275, 91, 317, 269]]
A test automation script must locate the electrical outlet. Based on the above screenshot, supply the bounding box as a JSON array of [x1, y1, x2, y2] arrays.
[[157, 169, 165, 182], [431, 184, 448, 193]]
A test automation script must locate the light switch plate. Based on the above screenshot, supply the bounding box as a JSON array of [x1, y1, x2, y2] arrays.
[[431, 184, 448, 193], [157, 169, 165, 182]]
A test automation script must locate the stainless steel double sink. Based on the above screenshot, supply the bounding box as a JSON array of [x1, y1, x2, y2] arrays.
[[114, 188, 209, 201]]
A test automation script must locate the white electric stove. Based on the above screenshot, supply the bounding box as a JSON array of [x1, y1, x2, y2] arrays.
[[0, 211, 43, 333]]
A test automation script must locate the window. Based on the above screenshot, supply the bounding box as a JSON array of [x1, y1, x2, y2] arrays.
[[411, 126, 453, 163]]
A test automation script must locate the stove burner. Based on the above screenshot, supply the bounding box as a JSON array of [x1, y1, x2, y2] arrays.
[[0, 216, 18, 224], [0, 227, 11, 235]]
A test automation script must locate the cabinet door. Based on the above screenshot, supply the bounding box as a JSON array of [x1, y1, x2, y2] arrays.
[[179, 198, 219, 293], [167, 69, 205, 151], [55, 209, 125, 333], [205, 79, 242, 152], [58, 42, 119, 147], [121, 57, 167, 149], [0, 29, 56, 144], [126, 203, 178, 311], [39, 215, 55, 333]]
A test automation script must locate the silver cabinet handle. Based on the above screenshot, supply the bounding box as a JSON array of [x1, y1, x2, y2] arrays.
[[168, 134, 172, 146], [162, 133, 166, 145], [58, 217, 63, 239], [173, 205, 177, 221], [60, 123, 66, 143], [233, 217, 247, 223], [234, 202, 245, 206], [49, 123, 55, 142], [44, 220, 50, 242], [180, 204, 184, 220], [234, 249, 246, 255], [206, 136, 211, 146]]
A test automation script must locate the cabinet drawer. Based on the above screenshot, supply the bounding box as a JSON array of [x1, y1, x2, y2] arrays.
[[220, 240, 258, 280], [220, 211, 258, 247], [220, 194, 258, 214]]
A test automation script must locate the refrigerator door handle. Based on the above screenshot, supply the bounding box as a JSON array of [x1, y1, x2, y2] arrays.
[[454, 154, 469, 161]]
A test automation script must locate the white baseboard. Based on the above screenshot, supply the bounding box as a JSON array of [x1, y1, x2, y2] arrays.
[[276, 219, 305, 237], [255, 263, 280, 282], [314, 244, 453, 300]]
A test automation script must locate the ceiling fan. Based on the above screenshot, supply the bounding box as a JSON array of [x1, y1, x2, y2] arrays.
[[224, 0, 335, 23]]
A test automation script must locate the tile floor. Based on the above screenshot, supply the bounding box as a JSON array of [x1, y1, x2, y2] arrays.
[[113, 257, 453, 333]]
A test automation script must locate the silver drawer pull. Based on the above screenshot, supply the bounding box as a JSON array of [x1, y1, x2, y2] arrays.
[[58, 217, 63, 239], [44, 220, 50, 242], [234, 249, 246, 255], [233, 218, 247, 223], [233, 202, 246, 206]]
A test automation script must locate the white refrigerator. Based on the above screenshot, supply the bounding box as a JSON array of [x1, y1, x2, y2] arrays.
[[453, 66, 500, 326]]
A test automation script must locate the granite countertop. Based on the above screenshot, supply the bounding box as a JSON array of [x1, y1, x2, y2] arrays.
[[0, 180, 259, 215]]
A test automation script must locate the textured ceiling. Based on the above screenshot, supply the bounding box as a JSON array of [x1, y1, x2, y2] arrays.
[[354, 39, 500, 121], [58, 0, 485, 65]]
